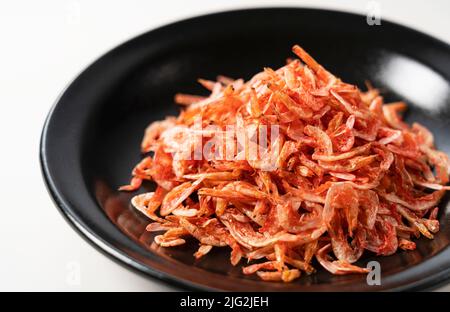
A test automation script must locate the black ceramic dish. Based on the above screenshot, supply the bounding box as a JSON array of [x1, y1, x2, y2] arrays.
[[41, 8, 450, 291]]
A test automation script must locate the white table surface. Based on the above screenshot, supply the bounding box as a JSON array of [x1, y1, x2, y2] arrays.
[[1, 0, 449, 291]]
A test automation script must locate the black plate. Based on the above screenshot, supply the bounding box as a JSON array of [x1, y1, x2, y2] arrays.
[[40, 8, 450, 291]]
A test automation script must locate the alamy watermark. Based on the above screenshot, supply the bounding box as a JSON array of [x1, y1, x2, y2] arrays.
[[65, 0, 81, 25], [366, 261, 381, 285], [163, 116, 281, 171], [66, 260, 81, 286], [366, 1, 382, 26]]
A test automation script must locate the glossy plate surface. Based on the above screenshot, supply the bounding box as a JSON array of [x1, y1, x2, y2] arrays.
[[41, 8, 450, 291]]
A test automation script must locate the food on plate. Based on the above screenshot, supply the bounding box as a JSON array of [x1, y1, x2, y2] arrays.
[[120, 45, 450, 282]]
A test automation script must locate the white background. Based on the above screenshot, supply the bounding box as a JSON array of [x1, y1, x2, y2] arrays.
[[0, 0, 449, 291]]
